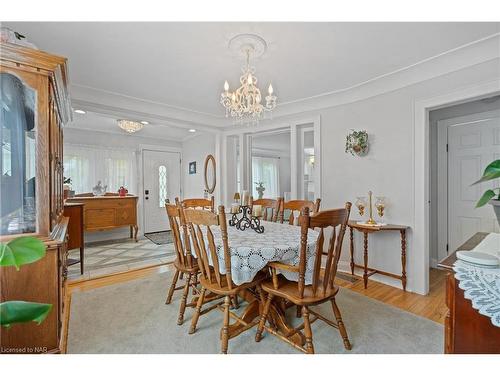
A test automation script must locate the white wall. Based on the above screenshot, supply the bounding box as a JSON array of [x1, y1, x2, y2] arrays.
[[428, 96, 500, 266], [224, 58, 499, 294], [64, 128, 182, 243], [181, 133, 217, 199]]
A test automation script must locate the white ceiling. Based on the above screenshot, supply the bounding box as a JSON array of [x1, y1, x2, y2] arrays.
[[68, 110, 199, 141], [5, 22, 499, 119]]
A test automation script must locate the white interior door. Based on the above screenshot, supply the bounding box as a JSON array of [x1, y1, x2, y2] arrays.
[[448, 111, 500, 253], [143, 150, 181, 233]]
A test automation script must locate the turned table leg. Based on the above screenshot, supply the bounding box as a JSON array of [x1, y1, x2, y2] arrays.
[[400, 229, 407, 291], [349, 226, 355, 275], [133, 225, 139, 242], [363, 232, 369, 289]]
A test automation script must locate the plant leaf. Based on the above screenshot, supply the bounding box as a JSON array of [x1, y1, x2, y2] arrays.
[[0, 301, 52, 328], [0, 237, 46, 270], [472, 160, 500, 185], [476, 189, 497, 208]]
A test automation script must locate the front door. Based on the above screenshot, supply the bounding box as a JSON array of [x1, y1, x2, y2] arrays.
[[448, 111, 500, 253], [143, 150, 181, 233]]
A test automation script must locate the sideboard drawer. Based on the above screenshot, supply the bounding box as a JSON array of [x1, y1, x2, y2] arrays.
[[115, 207, 136, 226], [85, 208, 116, 230]]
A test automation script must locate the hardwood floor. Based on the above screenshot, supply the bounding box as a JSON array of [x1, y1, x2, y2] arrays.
[[335, 268, 447, 324]]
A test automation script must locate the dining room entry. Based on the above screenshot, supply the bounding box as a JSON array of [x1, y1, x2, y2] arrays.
[[143, 149, 181, 233]]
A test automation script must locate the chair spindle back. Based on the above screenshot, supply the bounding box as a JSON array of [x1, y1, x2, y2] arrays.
[[297, 202, 351, 298], [183, 206, 233, 291], [176, 196, 215, 212], [280, 199, 321, 225], [250, 197, 282, 222], [165, 203, 195, 269]]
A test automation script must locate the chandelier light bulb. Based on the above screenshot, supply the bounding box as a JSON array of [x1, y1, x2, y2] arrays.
[[231, 93, 236, 102], [248, 74, 253, 85], [224, 80, 229, 92], [268, 84, 273, 95]]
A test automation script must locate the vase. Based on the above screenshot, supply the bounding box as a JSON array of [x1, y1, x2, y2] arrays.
[[256, 187, 265, 199], [490, 199, 500, 227]]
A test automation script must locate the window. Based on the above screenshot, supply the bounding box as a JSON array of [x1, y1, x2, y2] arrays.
[[252, 156, 279, 198], [105, 158, 129, 192], [158, 165, 167, 207], [63, 154, 91, 193], [63, 144, 135, 194]]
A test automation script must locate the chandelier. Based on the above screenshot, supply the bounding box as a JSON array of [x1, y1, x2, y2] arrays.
[[117, 119, 144, 133], [220, 35, 277, 123]]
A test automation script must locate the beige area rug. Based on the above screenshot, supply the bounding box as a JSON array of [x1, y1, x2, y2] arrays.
[[67, 239, 176, 280], [67, 270, 444, 354]]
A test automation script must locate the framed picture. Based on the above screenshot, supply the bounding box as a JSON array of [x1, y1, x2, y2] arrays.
[[189, 161, 196, 175]]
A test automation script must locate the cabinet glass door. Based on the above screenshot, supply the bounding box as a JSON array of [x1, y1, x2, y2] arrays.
[[0, 72, 37, 235]]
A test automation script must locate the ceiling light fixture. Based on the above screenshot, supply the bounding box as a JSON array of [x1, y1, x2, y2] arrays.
[[140, 121, 149, 125], [220, 34, 277, 124], [117, 119, 144, 134], [188, 129, 196, 133], [74, 109, 86, 114]]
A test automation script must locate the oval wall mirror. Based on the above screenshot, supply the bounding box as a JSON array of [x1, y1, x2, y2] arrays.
[[204, 154, 216, 194]]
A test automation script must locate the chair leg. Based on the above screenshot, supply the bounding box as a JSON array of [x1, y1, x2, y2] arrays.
[[296, 305, 301, 318], [177, 273, 192, 325], [231, 295, 239, 309], [165, 269, 180, 304], [221, 296, 231, 354], [192, 273, 198, 295], [302, 306, 314, 354], [331, 298, 352, 350], [189, 287, 206, 334], [255, 293, 273, 342]]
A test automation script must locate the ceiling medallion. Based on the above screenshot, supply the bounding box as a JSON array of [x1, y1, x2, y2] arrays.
[[117, 119, 144, 133], [220, 34, 277, 124]]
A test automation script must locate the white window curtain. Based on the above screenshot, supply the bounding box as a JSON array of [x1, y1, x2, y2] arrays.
[[252, 156, 279, 198], [63, 144, 136, 194]]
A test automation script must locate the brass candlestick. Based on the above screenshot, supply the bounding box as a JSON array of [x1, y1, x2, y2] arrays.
[[366, 191, 377, 225]]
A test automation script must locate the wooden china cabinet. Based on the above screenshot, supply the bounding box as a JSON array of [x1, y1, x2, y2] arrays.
[[0, 42, 72, 353]]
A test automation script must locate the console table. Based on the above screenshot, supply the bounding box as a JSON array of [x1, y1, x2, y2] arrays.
[[66, 195, 139, 241], [64, 202, 85, 274], [348, 221, 409, 291]]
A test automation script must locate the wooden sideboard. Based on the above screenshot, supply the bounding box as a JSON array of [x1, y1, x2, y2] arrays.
[[438, 232, 500, 354], [66, 195, 139, 241]]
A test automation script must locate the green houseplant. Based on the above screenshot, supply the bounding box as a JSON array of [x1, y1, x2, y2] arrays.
[[473, 159, 500, 226], [0, 237, 52, 328]]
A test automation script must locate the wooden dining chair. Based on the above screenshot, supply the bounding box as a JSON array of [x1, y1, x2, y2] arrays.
[[176, 196, 215, 212], [183, 206, 269, 354], [164, 203, 200, 325], [250, 197, 282, 222], [279, 199, 321, 225], [255, 203, 352, 354]]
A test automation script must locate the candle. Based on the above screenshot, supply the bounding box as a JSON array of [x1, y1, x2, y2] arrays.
[[253, 205, 262, 217], [242, 190, 249, 206]]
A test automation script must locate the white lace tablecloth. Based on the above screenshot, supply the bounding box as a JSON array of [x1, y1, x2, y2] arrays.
[[198, 221, 319, 286], [453, 233, 500, 327]]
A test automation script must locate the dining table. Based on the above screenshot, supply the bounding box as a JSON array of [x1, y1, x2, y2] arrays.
[[200, 219, 320, 344]]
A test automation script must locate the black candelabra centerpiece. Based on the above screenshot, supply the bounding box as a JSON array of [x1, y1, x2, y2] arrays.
[[228, 205, 264, 233]]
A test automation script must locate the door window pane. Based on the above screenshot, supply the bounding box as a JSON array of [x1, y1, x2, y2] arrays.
[[159, 165, 167, 207]]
